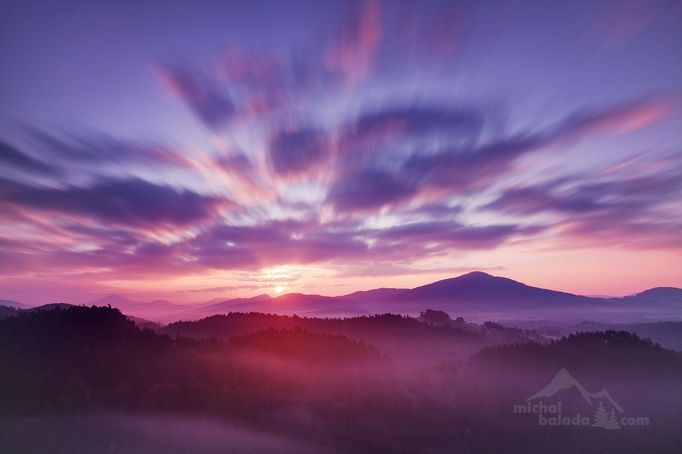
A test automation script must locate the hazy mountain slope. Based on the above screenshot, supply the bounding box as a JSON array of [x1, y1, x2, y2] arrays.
[[59, 271, 680, 322], [621, 287, 682, 306], [0, 299, 29, 309], [393, 272, 597, 307], [340, 288, 408, 302], [202, 293, 367, 317], [85, 295, 190, 322]]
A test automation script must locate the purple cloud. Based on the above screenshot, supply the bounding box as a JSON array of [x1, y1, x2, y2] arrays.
[[186, 219, 368, 269], [0, 139, 58, 176], [550, 97, 673, 139], [484, 161, 682, 248], [0, 177, 226, 227], [155, 64, 237, 130], [374, 220, 539, 250], [325, 96, 673, 214], [25, 128, 195, 170], [326, 167, 418, 212], [326, 0, 381, 85], [214, 153, 252, 173], [340, 104, 485, 153], [268, 128, 330, 177]]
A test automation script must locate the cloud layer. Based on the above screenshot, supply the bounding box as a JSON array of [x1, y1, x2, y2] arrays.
[[1, 0, 680, 301]]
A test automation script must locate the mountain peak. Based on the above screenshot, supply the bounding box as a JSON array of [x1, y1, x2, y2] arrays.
[[104, 293, 126, 299], [636, 287, 682, 299], [591, 389, 625, 413], [398, 271, 594, 308], [457, 271, 495, 279], [527, 368, 593, 406], [528, 368, 625, 413], [93, 294, 137, 304]]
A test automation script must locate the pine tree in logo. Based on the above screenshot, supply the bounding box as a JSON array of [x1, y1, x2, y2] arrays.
[[592, 401, 620, 430], [593, 401, 609, 428], [607, 409, 621, 430]]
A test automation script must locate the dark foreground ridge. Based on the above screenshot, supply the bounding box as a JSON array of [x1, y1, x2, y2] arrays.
[[1, 305, 681, 453]]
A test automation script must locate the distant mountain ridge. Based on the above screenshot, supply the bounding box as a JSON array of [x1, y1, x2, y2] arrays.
[[0, 299, 29, 309], [79, 294, 188, 323], [90, 294, 182, 311], [189, 272, 681, 320], [622, 287, 682, 306], [388, 272, 597, 307], [2, 271, 680, 322]]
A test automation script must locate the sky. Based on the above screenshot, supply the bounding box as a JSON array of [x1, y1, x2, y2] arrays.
[[1, 0, 681, 305]]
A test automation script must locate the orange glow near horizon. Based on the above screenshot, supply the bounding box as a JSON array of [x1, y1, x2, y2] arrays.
[[3, 244, 677, 307], [1, 0, 681, 309]]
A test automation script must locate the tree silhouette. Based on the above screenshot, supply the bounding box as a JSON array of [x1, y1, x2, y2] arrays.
[[593, 402, 609, 428], [607, 409, 621, 430], [420, 309, 450, 325], [593, 401, 620, 430]]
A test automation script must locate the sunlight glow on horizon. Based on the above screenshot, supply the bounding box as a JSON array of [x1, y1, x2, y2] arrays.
[[0, 0, 680, 306]]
